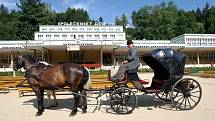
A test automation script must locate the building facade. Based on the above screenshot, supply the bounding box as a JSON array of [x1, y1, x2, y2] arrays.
[[0, 23, 215, 71]]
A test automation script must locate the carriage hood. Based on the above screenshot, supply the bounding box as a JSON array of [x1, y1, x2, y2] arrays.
[[142, 48, 186, 80]]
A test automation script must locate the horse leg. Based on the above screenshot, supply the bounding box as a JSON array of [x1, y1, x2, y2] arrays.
[[52, 90, 58, 107], [80, 89, 87, 113], [69, 90, 79, 117], [46, 90, 51, 109], [33, 87, 45, 116], [46, 90, 58, 109]]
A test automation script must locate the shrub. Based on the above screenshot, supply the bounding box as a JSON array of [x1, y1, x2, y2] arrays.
[[0, 71, 24, 76]]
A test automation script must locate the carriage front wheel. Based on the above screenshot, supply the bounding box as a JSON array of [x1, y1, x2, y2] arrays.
[[170, 78, 202, 110], [110, 87, 137, 114]]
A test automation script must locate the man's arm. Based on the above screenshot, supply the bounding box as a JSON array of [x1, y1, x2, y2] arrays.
[[128, 48, 137, 62]]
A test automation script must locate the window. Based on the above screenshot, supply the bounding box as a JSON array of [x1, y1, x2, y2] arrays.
[[102, 34, 108, 39], [186, 38, 191, 46], [62, 35, 68, 39], [94, 28, 99, 31], [87, 28, 92, 31], [191, 38, 196, 46], [101, 28, 106, 32], [94, 34, 100, 39], [79, 28, 84, 31], [38, 35, 43, 40], [42, 28, 47, 32], [108, 28, 114, 32], [50, 28, 55, 31], [54, 35, 59, 37], [208, 39, 213, 45], [65, 28, 70, 31], [78, 35, 84, 39], [57, 28, 62, 31], [202, 39, 207, 45], [86, 35, 92, 40], [54, 35, 59, 40], [118, 34, 123, 40], [72, 28, 77, 31], [116, 28, 121, 32], [70, 35, 76, 39], [110, 34, 115, 39], [46, 35, 51, 40], [1, 54, 10, 64], [197, 38, 201, 46]]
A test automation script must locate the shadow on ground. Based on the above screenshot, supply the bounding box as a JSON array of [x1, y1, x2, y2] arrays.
[[22, 93, 176, 115]]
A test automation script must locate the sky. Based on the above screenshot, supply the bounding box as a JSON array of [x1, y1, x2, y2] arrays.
[[1, 0, 215, 24]]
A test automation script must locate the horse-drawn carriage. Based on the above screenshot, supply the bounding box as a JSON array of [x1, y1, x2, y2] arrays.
[[108, 48, 202, 114], [13, 48, 202, 116]]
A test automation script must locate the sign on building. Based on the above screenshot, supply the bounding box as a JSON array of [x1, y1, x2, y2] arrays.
[[67, 45, 80, 51]]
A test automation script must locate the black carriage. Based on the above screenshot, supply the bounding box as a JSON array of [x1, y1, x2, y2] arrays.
[[109, 48, 202, 114]]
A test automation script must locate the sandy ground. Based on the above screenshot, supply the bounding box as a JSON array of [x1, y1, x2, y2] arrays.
[[0, 73, 215, 121]]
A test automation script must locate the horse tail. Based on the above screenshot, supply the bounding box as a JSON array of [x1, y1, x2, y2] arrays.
[[80, 67, 91, 90]]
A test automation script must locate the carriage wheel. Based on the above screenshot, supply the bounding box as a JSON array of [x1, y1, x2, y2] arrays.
[[156, 91, 171, 101], [170, 78, 202, 110], [110, 87, 137, 114], [156, 90, 179, 101]]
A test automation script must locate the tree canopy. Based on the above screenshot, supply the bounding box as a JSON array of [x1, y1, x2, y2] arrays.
[[116, 1, 215, 40]]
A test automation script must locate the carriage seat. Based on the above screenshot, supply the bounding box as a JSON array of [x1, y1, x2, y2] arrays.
[[139, 79, 149, 84], [108, 68, 149, 84]]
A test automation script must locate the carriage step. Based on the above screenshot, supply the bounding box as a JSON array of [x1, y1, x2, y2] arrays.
[[146, 89, 160, 93]]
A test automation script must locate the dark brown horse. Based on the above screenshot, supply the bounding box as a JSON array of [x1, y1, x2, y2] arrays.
[[13, 55, 90, 116]]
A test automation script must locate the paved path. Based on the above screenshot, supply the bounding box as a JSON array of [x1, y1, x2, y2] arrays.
[[0, 74, 215, 121]]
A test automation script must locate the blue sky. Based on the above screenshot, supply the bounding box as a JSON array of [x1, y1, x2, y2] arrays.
[[1, 0, 215, 24]]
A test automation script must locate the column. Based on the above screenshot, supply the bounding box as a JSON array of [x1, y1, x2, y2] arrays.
[[100, 47, 103, 69], [197, 51, 200, 65], [10, 51, 15, 77], [42, 48, 45, 61], [112, 48, 117, 67], [10, 51, 14, 68]]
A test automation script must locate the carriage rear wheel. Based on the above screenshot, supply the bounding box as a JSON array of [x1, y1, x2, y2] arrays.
[[156, 91, 171, 101], [110, 87, 137, 114], [156, 89, 179, 101], [170, 78, 202, 110]]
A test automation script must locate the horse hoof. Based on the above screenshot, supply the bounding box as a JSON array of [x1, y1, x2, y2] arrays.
[[82, 110, 87, 114], [69, 111, 77, 117], [35, 111, 43, 116]]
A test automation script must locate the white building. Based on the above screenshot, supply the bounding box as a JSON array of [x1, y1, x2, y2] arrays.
[[35, 24, 125, 41], [0, 23, 215, 71]]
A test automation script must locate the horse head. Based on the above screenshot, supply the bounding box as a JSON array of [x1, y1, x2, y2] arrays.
[[13, 55, 25, 71], [13, 55, 37, 71]]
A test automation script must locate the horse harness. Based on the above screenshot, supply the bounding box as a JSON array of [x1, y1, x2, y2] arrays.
[[24, 61, 51, 82]]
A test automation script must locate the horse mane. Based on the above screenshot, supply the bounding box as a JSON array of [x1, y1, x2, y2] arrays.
[[22, 55, 38, 63]]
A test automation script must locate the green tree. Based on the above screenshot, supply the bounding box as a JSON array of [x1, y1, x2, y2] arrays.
[[131, 2, 178, 40], [114, 14, 128, 28], [0, 4, 19, 40], [16, 0, 56, 40], [204, 6, 215, 33], [99, 17, 103, 23], [203, 2, 210, 34], [114, 16, 121, 25], [0, 4, 9, 14], [64, 8, 90, 22]]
